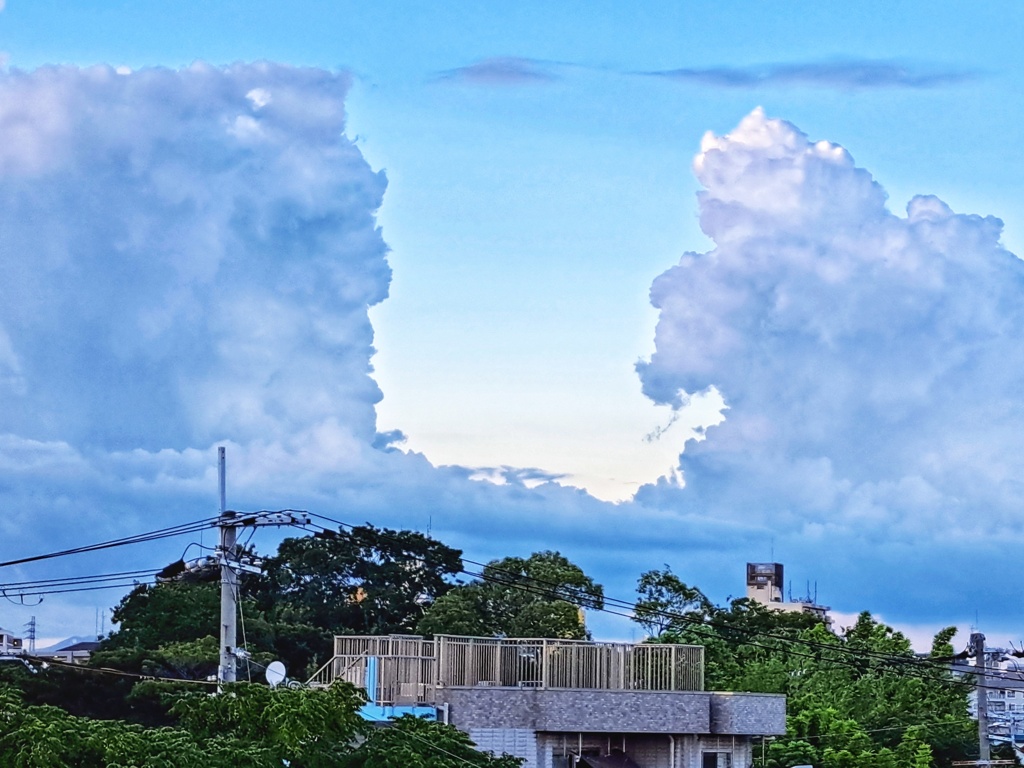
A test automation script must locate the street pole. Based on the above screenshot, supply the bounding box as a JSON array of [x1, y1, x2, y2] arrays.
[[973, 632, 991, 764], [218, 447, 237, 687]]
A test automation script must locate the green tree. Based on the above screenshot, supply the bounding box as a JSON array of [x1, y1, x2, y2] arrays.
[[95, 578, 323, 685], [343, 714, 523, 768], [103, 581, 220, 653], [250, 525, 463, 636], [634, 567, 714, 637], [0, 680, 524, 768], [638, 571, 973, 768], [418, 551, 603, 639], [94, 526, 461, 691], [0, 683, 268, 767], [172, 681, 366, 767]]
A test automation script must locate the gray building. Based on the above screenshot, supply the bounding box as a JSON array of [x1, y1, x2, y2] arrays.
[[745, 563, 830, 626], [0, 626, 23, 654], [310, 634, 786, 768], [959, 659, 1024, 747]]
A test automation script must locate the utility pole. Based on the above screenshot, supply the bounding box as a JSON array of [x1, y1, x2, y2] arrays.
[[214, 447, 310, 690], [973, 631, 991, 764], [218, 447, 238, 687]]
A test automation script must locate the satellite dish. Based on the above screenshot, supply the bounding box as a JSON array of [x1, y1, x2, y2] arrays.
[[265, 660, 287, 688]]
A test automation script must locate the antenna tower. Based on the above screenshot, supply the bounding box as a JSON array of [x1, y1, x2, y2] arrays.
[[24, 617, 36, 654]]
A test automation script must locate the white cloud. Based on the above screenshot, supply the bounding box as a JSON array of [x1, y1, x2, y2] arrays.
[[636, 107, 1024, 621], [0, 64, 710, 638], [643, 59, 974, 90], [1, 74, 1018, 642], [0, 64, 388, 452]]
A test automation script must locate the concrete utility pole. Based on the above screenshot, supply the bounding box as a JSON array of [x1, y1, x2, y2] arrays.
[[213, 447, 310, 690], [972, 631, 991, 764], [218, 447, 238, 687]]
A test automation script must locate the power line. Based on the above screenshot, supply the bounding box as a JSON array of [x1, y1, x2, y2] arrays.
[[299, 514, 1013, 693], [0, 569, 157, 590], [286, 518, 983, 757], [16, 511, 991, 700], [22, 653, 218, 687], [0, 516, 221, 570]]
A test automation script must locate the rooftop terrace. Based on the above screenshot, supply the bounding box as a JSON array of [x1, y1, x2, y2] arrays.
[[310, 634, 705, 706]]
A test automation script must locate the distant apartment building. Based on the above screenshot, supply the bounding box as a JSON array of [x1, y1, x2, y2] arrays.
[[745, 563, 831, 626], [0, 626, 24, 654], [310, 633, 786, 768], [961, 659, 1024, 747]]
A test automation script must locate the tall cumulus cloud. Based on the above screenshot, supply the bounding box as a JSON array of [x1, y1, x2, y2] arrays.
[[638, 107, 1024, 554], [0, 64, 407, 620], [5, 69, 1019, 642], [0, 63, 389, 452], [0, 65, 652, 639]]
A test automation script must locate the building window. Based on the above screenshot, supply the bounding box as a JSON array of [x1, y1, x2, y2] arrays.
[[1009, 691, 1016, 698], [702, 753, 732, 768]]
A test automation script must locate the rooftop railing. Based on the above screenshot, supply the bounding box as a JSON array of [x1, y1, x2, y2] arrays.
[[312, 634, 704, 696]]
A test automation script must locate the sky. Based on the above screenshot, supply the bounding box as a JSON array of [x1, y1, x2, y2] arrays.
[[1, 1, 1024, 652]]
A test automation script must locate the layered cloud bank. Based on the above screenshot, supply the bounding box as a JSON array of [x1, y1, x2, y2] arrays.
[[638, 109, 1023, 595], [1, 68, 1020, 642], [0, 66, 632, 635]]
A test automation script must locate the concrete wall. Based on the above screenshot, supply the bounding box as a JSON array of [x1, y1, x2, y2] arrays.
[[710, 693, 787, 735], [471, 729, 540, 765], [440, 688, 710, 733], [439, 687, 785, 736]]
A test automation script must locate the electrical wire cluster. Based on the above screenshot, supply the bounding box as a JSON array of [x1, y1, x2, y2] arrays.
[[298, 512, 1024, 696], [0, 505, 1011, 764], [0, 516, 222, 571], [0, 507, 1008, 693], [0, 516, 223, 605], [0, 569, 159, 605], [1, 508, 1015, 715]]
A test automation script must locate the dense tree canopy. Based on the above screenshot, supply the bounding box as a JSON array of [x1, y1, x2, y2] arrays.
[[341, 714, 523, 768], [0, 680, 522, 768], [417, 550, 604, 639], [636, 568, 976, 768], [94, 579, 325, 684], [249, 524, 464, 636], [3, 532, 985, 768], [95, 525, 463, 685]]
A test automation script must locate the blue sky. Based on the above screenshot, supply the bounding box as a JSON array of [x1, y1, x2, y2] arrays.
[[1, 1, 1024, 649]]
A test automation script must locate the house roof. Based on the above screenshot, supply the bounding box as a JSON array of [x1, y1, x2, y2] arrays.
[[52, 641, 100, 653]]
